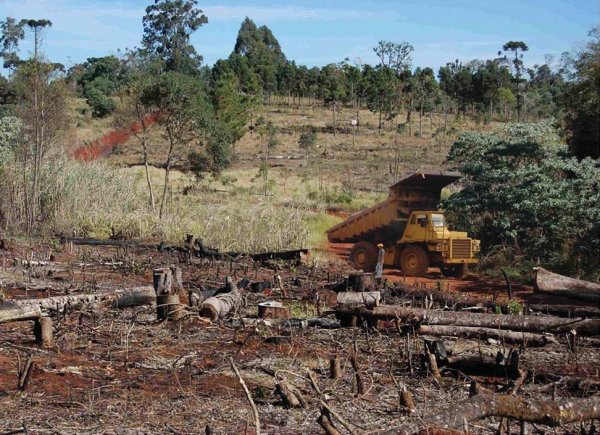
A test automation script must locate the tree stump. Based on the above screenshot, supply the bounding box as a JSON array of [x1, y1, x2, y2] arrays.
[[154, 268, 181, 321], [33, 317, 53, 347]]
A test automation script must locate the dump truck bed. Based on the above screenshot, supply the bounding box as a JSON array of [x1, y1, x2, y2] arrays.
[[327, 171, 462, 243]]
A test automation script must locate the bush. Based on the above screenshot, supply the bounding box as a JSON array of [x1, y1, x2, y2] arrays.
[[84, 86, 116, 118], [443, 121, 600, 280], [298, 129, 317, 149]]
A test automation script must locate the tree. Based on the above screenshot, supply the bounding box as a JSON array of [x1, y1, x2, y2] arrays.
[[144, 71, 209, 218], [559, 26, 600, 159], [210, 61, 251, 155], [114, 57, 160, 210], [364, 65, 400, 134], [14, 59, 67, 233], [142, 0, 208, 73], [443, 121, 600, 280], [373, 40, 413, 72], [0, 17, 25, 73], [501, 41, 529, 121], [320, 63, 346, 135], [411, 67, 439, 136], [13, 18, 63, 234], [20, 19, 52, 61]]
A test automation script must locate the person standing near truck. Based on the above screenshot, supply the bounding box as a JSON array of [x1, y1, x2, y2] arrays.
[[375, 243, 385, 285]]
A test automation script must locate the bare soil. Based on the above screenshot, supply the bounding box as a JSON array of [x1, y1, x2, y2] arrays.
[[0, 241, 598, 434]]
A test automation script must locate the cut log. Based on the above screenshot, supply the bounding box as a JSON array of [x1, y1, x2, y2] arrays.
[[417, 325, 557, 347], [199, 277, 241, 321], [336, 305, 600, 336], [377, 393, 600, 434], [258, 301, 290, 319], [0, 305, 41, 324], [535, 267, 600, 303], [336, 291, 380, 308]]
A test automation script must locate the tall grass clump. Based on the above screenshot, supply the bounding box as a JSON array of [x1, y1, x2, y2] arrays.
[[0, 155, 310, 252]]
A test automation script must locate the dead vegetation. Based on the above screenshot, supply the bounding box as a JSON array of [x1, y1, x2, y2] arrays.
[[0, 238, 599, 434]]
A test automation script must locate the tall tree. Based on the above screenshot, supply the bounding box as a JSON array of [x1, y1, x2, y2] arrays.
[[15, 18, 59, 234], [373, 40, 413, 72], [501, 41, 528, 121], [142, 0, 207, 73], [0, 17, 25, 73], [559, 26, 600, 159]]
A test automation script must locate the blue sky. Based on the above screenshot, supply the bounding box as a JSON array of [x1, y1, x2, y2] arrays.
[[0, 0, 597, 72]]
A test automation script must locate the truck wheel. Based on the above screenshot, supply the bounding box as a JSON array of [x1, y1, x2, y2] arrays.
[[349, 241, 378, 272], [443, 264, 468, 279], [400, 245, 429, 277]]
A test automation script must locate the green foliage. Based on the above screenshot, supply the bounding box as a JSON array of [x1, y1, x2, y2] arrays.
[[0, 115, 21, 168], [142, 0, 208, 73], [0, 17, 25, 70], [559, 26, 600, 159], [307, 186, 354, 206], [210, 65, 251, 143], [443, 121, 600, 280], [84, 85, 116, 117], [298, 128, 317, 149]]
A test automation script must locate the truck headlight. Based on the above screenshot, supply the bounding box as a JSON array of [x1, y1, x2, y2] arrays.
[[473, 240, 480, 252], [435, 242, 448, 251]]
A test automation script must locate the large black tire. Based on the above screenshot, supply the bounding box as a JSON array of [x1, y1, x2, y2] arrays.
[[349, 241, 378, 272], [442, 263, 468, 279], [400, 245, 429, 277]]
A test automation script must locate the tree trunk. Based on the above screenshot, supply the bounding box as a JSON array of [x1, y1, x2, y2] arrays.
[[199, 277, 242, 321], [534, 267, 600, 303], [377, 393, 600, 434], [141, 131, 155, 211], [336, 305, 600, 336], [160, 124, 175, 219]]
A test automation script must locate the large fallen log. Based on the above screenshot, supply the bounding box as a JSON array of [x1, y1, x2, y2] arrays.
[[417, 325, 557, 347], [394, 283, 600, 318], [7, 286, 155, 314], [377, 393, 600, 434], [336, 305, 600, 336], [199, 277, 242, 321], [535, 267, 600, 303]]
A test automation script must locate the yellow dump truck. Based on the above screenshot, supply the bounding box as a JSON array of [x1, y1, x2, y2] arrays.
[[326, 171, 480, 278]]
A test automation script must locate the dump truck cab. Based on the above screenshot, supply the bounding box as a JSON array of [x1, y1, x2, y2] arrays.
[[327, 171, 480, 278]]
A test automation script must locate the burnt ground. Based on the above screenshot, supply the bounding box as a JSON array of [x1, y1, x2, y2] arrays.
[[0, 241, 599, 434]]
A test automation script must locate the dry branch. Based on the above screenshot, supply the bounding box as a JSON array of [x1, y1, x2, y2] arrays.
[[230, 358, 260, 435]]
